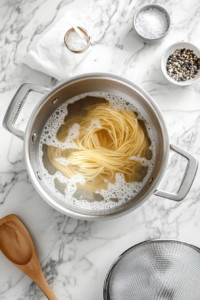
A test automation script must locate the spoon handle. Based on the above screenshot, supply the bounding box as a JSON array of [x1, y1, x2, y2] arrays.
[[33, 273, 58, 300]]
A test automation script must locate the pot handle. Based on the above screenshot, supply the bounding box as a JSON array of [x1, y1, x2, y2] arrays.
[[3, 83, 50, 140], [154, 144, 198, 201]]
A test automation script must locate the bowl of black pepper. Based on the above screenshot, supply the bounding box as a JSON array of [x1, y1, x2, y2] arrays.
[[161, 42, 200, 86]]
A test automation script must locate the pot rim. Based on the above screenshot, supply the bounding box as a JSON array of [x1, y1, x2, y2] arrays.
[[24, 73, 169, 220]]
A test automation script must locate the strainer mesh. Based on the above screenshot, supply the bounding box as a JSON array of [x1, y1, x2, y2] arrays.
[[106, 241, 200, 300]]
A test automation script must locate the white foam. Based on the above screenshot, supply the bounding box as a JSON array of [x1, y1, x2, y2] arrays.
[[129, 156, 150, 167], [87, 119, 102, 131], [64, 123, 80, 149], [55, 158, 69, 166], [39, 92, 156, 211], [100, 173, 144, 203]]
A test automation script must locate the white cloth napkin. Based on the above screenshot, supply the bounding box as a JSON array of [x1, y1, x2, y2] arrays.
[[23, 13, 91, 80]]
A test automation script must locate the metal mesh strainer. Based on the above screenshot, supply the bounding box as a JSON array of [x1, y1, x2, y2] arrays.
[[104, 240, 200, 300]]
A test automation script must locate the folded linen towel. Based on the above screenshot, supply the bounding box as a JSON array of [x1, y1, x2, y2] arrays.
[[23, 12, 91, 80]]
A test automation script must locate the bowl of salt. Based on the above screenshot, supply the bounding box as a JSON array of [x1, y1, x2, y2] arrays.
[[133, 4, 170, 43]]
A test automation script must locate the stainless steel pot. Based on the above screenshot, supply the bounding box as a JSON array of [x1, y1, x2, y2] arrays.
[[3, 73, 198, 220]]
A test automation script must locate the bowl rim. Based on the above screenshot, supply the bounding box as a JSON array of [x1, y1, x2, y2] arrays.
[[133, 4, 171, 42], [161, 41, 200, 86]]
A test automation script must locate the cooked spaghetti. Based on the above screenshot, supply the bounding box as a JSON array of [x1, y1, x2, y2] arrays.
[[46, 102, 151, 192]]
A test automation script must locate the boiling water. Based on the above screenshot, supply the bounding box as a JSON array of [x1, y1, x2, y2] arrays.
[[39, 92, 155, 210]]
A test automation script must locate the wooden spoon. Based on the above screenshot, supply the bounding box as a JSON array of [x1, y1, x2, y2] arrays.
[[0, 214, 57, 300]]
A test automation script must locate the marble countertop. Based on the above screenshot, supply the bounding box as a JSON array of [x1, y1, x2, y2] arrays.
[[1, 0, 200, 299]]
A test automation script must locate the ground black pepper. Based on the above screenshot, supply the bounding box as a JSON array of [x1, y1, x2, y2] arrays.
[[166, 49, 200, 81]]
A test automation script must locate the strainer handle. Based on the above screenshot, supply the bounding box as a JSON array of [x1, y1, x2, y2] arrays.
[[154, 144, 198, 201], [3, 83, 50, 140]]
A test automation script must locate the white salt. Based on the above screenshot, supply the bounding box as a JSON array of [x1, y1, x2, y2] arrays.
[[67, 31, 87, 51], [135, 8, 168, 39]]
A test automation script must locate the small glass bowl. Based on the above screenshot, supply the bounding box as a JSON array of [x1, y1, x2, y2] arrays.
[[64, 27, 91, 53]]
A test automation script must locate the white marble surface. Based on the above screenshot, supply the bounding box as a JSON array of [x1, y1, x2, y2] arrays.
[[1, 0, 200, 299]]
